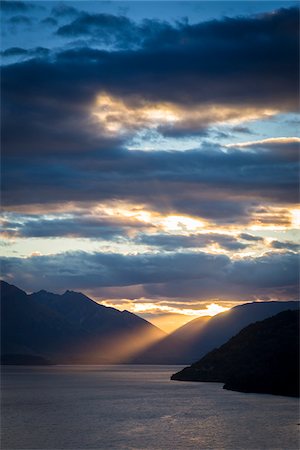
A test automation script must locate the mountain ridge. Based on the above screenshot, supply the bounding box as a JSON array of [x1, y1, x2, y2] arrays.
[[2, 280, 299, 366], [1, 280, 165, 364], [132, 300, 300, 364], [171, 309, 300, 397]]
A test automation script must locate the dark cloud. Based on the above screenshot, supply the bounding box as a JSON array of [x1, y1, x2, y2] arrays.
[[2, 6, 298, 157], [51, 7, 299, 111], [2, 141, 298, 223], [1, 1, 36, 13], [239, 233, 264, 242], [40, 17, 58, 27], [142, 252, 299, 300], [231, 138, 299, 162], [136, 233, 248, 251], [1, 5, 298, 310], [56, 13, 138, 49], [1, 251, 230, 291], [30, 46, 50, 58], [3, 7, 298, 110], [1, 214, 151, 239], [157, 123, 209, 138], [51, 3, 80, 18], [270, 240, 300, 252], [55, 8, 299, 73], [1, 47, 27, 57], [1, 7, 299, 224], [228, 252, 299, 289], [231, 126, 253, 134], [8, 15, 32, 25], [1, 250, 298, 301], [1, 46, 50, 61]]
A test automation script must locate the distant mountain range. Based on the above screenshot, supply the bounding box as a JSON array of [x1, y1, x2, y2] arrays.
[[132, 300, 300, 364], [171, 310, 299, 397], [1, 281, 165, 364], [1, 280, 299, 365]]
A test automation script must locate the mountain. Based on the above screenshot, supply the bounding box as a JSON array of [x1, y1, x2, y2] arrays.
[[1, 281, 165, 364], [1, 281, 89, 360], [1, 354, 53, 365], [2, 280, 299, 366], [133, 301, 300, 364], [171, 310, 300, 397]]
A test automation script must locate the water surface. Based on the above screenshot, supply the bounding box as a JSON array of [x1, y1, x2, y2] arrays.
[[1, 365, 299, 449]]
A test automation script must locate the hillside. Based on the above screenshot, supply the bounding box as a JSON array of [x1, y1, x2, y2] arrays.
[[171, 310, 299, 397], [1, 281, 165, 364], [133, 300, 300, 364]]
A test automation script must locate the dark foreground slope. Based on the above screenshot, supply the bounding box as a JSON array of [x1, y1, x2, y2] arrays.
[[134, 301, 300, 364], [1, 281, 165, 364], [171, 310, 299, 397]]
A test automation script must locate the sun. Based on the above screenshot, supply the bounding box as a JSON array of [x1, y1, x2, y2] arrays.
[[291, 208, 300, 228], [162, 215, 205, 232], [205, 303, 230, 316]]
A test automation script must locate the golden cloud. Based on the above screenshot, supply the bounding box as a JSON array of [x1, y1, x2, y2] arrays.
[[226, 137, 300, 148], [91, 92, 278, 136]]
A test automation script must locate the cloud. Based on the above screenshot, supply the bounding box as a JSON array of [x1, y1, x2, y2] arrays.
[[270, 240, 300, 252], [51, 7, 298, 110], [1, 1, 36, 13], [136, 233, 248, 251], [231, 126, 253, 134], [8, 15, 32, 25], [226, 137, 300, 161], [1, 47, 50, 60], [2, 6, 298, 161], [40, 17, 58, 27], [2, 139, 298, 224], [1, 212, 152, 240], [51, 3, 79, 18], [56, 13, 138, 49], [2, 7, 298, 111], [1, 47, 28, 57], [239, 233, 264, 242], [1, 250, 298, 301], [1, 7, 299, 224], [2, 6, 298, 160], [1, 46, 50, 61], [228, 251, 299, 289]]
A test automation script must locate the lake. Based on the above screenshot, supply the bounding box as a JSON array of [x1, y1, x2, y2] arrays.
[[1, 365, 299, 449]]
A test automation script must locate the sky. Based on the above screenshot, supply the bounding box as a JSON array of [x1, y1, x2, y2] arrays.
[[1, 0, 299, 332]]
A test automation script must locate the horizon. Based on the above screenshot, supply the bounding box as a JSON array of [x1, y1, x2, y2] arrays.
[[1, 0, 299, 334], [2, 278, 299, 333]]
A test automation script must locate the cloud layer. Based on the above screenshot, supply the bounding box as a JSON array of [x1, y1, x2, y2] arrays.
[[1, 4, 299, 313], [2, 250, 298, 301]]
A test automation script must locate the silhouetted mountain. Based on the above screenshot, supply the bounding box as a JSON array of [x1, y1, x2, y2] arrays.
[[1, 354, 53, 365], [133, 301, 300, 364], [1, 281, 165, 364], [31, 289, 154, 336], [171, 310, 300, 397], [1, 281, 89, 360]]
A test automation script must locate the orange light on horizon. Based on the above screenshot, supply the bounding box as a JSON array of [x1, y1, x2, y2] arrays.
[[99, 299, 231, 333]]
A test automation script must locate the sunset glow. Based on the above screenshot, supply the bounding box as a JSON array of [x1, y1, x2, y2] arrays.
[[93, 94, 180, 134], [1, 4, 299, 450], [92, 93, 280, 139], [291, 208, 300, 228], [161, 215, 206, 232], [100, 299, 231, 332], [1, 0, 298, 333]]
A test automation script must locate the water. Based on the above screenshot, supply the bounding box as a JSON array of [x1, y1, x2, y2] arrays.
[[1, 365, 299, 450]]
